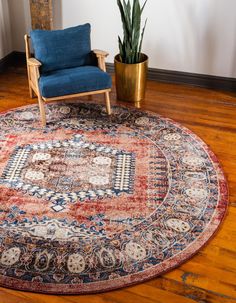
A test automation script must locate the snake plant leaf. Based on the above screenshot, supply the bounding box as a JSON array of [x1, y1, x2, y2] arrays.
[[132, 0, 141, 62], [123, 0, 132, 37], [138, 18, 147, 62], [141, 0, 148, 13], [117, 0, 130, 44], [118, 36, 124, 61]]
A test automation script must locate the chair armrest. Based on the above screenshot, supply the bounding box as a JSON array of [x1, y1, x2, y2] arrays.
[[26, 58, 42, 93], [93, 49, 109, 58], [92, 50, 109, 72], [27, 58, 42, 67]]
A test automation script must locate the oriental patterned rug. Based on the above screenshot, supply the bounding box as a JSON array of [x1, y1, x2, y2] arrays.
[[0, 102, 228, 294]]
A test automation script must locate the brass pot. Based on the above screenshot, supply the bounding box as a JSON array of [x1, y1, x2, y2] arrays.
[[114, 54, 148, 104]]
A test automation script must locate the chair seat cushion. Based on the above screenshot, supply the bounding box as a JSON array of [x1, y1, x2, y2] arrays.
[[31, 24, 92, 73], [39, 66, 112, 98]]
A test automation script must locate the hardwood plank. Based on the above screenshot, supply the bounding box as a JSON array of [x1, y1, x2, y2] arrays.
[[127, 284, 197, 303], [147, 278, 236, 303]]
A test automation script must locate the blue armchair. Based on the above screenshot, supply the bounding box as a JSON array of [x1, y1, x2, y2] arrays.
[[24, 24, 112, 126]]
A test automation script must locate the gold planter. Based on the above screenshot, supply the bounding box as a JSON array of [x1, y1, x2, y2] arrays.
[[114, 54, 148, 104]]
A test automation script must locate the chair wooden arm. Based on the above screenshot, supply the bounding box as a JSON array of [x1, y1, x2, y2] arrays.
[[27, 58, 42, 67], [27, 57, 41, 86], [93, 49, 109, 58], [92, 49, 109, 72]]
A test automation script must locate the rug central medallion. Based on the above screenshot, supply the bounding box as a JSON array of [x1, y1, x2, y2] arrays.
[[0, 134, 135, 212]]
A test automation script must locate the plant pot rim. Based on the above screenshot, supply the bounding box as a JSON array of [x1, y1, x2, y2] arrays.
[[114, 53, 148, 65]]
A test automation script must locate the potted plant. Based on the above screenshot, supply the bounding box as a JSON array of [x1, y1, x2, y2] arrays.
[[115, 0, 148, 104]]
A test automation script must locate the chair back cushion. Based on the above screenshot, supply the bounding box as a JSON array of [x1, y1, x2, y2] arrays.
[[30, 24, 91, 73]]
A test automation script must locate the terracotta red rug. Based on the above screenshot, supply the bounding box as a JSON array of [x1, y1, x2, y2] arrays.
[[0, 102, 228, 294]]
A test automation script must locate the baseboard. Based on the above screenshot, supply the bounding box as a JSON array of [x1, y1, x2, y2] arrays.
[[0, 51, 26, 72], [11, 51, 26, 65], [1, 52, 236, 92], [107, 63, 236, 92], [0, 52, 14, 72]]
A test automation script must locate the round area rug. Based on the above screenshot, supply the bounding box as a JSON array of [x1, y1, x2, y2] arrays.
[[0, 102, 228, 294]]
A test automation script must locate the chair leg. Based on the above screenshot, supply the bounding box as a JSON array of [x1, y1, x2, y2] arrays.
[[104, 91, 111, 115], [29, 87, 35, 98], [29, 88, 33, 98], [38, 96, 46, 127]]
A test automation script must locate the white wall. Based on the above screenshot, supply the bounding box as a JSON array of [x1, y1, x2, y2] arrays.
[[3, 0, 236, 78], [53, 0, 236, 78], [0, 0, 12, 59], [8, 0, 31, 52]]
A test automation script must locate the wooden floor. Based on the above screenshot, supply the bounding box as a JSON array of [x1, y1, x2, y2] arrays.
[[0, 66, 236, 303]]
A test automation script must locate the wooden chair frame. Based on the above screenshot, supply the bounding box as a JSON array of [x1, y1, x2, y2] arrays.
[[24, 35, 111, 127]]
